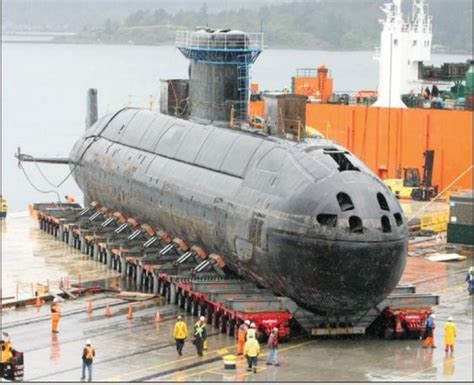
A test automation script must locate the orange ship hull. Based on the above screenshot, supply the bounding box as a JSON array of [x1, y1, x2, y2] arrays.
[[305, 104, 473, 193]]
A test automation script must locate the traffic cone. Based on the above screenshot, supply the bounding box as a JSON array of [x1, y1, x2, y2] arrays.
[[155, 311, 161, 323], [127, 304, 133, 320], [86, 300, 93, 314], [105, 305, 112, 317]]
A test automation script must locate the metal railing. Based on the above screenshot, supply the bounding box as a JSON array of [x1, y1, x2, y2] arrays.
[[176, 30, 264, 51]]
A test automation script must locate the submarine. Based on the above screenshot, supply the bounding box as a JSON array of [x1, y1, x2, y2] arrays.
[[24, 28, 409, 314]]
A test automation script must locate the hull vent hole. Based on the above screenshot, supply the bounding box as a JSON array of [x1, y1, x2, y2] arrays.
[[349, 216, 363, 233], [381, 215, 392, 233], [394, 213, 403, 226], [337, 192, 354, 211], [317, 214, 338, 227], [377, 193, 390, 211]]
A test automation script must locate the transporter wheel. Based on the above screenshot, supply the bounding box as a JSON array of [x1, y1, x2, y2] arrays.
[[211, 311, 218, 327], [187, 297, 194, 314], [219, 315, 227, 333], [197, 304, 203, 317], [226, 319, 235, 337], [190, 300, 198, 316]]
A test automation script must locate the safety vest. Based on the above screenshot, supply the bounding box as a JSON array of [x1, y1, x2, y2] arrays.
[[51, 303, 61, 314], [194, 322, 205, 338], [85, 346, 94, 360], [174, 321, 188, 339], [1, 341, 13, 363]]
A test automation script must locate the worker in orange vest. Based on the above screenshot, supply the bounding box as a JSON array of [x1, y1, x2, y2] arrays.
[[422, 314, 436, 349], [81, 339, 95, 382], [50, 298, 62, 334], [173, 316, 188, 356], [237, 320, 250, 355]]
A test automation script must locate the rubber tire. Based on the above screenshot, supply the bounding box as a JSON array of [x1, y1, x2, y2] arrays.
[[219, 316, 227, 333], [190, 300, 197, 316]]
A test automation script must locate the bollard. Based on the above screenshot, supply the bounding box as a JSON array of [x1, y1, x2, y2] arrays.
[[223, 355, 237, 370]]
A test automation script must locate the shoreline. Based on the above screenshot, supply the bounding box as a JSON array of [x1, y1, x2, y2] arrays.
[[2, 38, 471, 56]]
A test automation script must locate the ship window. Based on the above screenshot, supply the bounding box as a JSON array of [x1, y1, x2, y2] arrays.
[[381, 216, 392, 233], [377, 193, 390, 211], [337, 192, 354, 212], [349, 216, 363, 233], [394, 213, 403, 226], [317, 214, 337, 227]]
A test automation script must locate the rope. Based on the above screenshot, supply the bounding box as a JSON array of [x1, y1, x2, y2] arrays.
[[20, 163, 61, 202], [407, 164, 473, 222]]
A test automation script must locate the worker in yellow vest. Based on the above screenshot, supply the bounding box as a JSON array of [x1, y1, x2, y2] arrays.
[[0, 196, 7, 219], [444, 316, 457, 353], [81, 339, 95, 382], [1, 336, 14, 378], [50, 298, 62, 334], [173, 316, 188, 356]]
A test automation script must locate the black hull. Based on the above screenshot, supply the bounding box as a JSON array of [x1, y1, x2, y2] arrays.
[[265, 230, 407, 313]]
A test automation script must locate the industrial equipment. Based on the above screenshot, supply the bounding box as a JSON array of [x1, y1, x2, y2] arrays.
[[385, 150, 438, 201]]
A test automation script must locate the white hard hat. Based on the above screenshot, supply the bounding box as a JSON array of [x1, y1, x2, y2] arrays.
[[177, 315, 182, 320], [53, 297, 59, 303], [86, 339, 91, 345], [244, 320, 250, 325], [430, 314, 435, 319], [199, 316, 205, 321], [448, 316, 453, 321], [250, 322, 256, 328], [273, 327, 278, 332]]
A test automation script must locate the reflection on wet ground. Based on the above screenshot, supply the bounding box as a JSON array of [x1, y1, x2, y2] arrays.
[[1, 215, 120, 300], [1, 213, 473, 381]]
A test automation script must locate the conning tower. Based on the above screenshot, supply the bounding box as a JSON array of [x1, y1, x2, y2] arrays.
[[176, 28, 263, 125]]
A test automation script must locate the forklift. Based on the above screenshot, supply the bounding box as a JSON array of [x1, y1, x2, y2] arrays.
[[385, 150, 438, 201]]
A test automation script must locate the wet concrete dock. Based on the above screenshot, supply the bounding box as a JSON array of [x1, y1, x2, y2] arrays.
[[1, 215, 473, 381]]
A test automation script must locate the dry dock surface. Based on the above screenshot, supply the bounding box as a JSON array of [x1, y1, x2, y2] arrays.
[[1, 214, 473, 382]]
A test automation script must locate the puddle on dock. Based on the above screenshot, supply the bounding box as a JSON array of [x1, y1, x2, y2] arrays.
[[1, 214, 120, 301]]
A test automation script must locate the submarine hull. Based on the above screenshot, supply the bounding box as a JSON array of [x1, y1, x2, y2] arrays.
[[70, 109, 408, 314]]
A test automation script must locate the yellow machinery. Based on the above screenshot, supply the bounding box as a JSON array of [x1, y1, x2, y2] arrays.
[[385, 168, 421, 199], [385, 151, 438, 201]]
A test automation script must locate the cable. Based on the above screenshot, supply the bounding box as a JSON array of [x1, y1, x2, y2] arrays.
[[33, 160, 60, 188], [20, 163, 61, 202]]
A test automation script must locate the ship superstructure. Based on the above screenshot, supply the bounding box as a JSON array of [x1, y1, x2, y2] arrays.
[[373, 0, 432, 107]]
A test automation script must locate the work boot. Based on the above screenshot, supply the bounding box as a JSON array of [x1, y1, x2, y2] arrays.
[[266, 362, 272, 365], [247, 368, 252, 372], [253, 368, 257, 373], [275, 363, 280, 366]]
